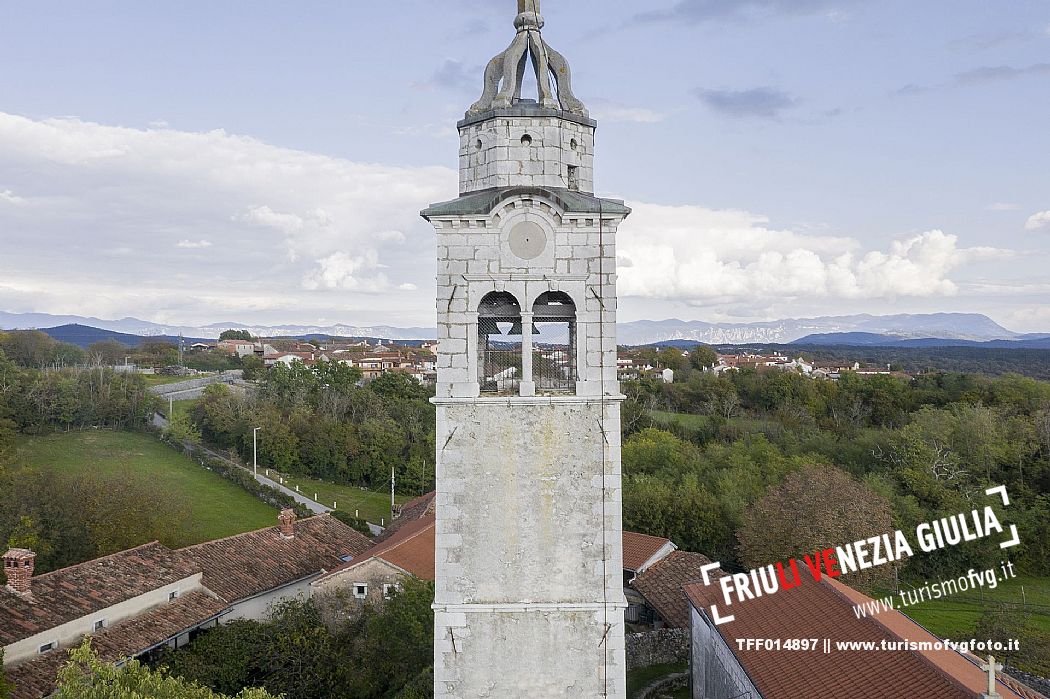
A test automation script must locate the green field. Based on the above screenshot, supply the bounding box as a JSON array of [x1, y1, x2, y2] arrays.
[[7, 431, 278, 547], [143, 373, 214, 387], [263, 468, 410, 525], [900, 575, 1050, 635], [167, 397, 408, 524], [626, 662, 688, 698]]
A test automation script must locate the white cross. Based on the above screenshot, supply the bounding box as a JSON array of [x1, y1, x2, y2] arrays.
[[980, 655, 1002, 698]]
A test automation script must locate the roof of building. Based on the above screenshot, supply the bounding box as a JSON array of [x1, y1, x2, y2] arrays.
[[622, 532, 675, 573], [316, 515, 436, 584], [685, 577, 1040, 699], [0, 542, 201, 646], [377, 491, 436, 543], [7, 590, 228, 699], [630, 550, 714, 629], [178, 514, 373, 604], [421, 186, 631, 219]]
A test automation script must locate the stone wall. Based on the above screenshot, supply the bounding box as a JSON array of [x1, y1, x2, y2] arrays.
[[458, 112, 595, 194], [626, 629, 690, 671], [431, 192, 622, 400]]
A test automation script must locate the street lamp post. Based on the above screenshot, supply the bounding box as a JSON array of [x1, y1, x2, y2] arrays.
[[253, 427, 261, 475]]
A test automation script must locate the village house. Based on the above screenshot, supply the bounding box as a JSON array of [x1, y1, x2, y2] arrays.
[[1, 510, 372, 699], [685, 576, 1045, 699]]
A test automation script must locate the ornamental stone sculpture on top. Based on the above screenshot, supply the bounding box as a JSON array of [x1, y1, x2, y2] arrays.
[[468, 0, 588, 117]]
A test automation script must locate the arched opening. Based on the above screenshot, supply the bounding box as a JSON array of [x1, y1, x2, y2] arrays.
[[478, 291, 525, 394], [532, 291, 577, 393]]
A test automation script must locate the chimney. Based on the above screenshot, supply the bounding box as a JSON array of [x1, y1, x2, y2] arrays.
[[277, 509, 296, 539], [4, 549, 36, 595]]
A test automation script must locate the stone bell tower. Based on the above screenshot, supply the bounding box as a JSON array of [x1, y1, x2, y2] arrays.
[[421, 2, 630, 696]]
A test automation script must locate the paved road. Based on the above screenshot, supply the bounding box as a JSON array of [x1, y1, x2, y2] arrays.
[[153, 412, 331, 515]]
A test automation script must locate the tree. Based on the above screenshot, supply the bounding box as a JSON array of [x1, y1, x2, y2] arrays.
[[0, 330, 56, 368], [240, 355, 265, 381], [689, 344, 719, 371], [219, 330, 254, 342], [344, 578, 435, 699], [737, 464, 895, 591], [158, 621, 269, 696], [54, 641, 278, 699], [87, 340, 128, 367]]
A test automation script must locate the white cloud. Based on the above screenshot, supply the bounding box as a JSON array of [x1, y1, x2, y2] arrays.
[[1025, 210, 1050, 231], [589, 101, 667, 124], [176, 239, 213, 249], [617, 202, 1007, 305], [0, 111, 455, 324], [0, 189, 25, 204], [987, 202, 1017, 211], [302, 251, 384, 291]]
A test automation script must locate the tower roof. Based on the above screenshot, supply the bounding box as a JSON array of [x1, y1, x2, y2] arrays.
[[467, 1, 587, 119]]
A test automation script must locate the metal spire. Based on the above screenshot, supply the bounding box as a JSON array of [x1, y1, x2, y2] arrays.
[[467, 1, 587, 117]]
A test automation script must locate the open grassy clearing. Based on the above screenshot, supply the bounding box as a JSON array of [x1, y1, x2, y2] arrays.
[[262, 468, 410, 524], [143, 373, 215, 387], [6, 430, 278, 547], [901, 574, 1050, 636], [626, 662, 688, 698]]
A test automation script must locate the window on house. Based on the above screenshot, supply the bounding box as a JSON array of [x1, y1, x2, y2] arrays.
[[383, 583, 397, 599], [567, 165, 579, 191], [93, 619, 106, 632], [478, 291, 524, 395], [532, 292, 577, 393], [354, 583, 368, 599], [168, 590, 180, 601], [39, 642, 56, 654]]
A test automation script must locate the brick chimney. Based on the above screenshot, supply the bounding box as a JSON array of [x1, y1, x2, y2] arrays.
[[4, 548, 36, 595], [277, 509, 296, 539]]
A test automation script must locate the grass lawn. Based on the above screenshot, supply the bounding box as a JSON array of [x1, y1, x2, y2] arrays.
[[143, 373, 214, 387], [626, 662, 687, 698], [167, 398, 198, 422], [6, 431, 278, 547], [262, 468, 410, 525], [901, 574, 1050, 636]]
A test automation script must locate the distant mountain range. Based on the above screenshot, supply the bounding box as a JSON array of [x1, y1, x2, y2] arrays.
[[2, 311, 1046, 348], [792, 332, 1050, 349]]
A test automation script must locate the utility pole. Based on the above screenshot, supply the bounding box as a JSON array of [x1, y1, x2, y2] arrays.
[[391, 467, 396, 515], [253, 427, 261, 475]]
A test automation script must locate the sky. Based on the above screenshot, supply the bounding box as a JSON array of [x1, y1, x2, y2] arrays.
[[0, 0, 1048, 331]]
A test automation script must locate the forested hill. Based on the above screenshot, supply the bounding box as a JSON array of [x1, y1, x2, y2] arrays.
[[776, 344, 1050, 380]]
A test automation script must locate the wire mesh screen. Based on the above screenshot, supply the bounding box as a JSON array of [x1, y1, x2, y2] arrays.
[[478, 292, 523, 395], [533, 320, 576, 392], [479, 320, 523, 394], [532, 291, 577, 394]]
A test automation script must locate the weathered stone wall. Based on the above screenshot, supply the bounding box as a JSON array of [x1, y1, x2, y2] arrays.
[[431, 192, 621, 400], [312, 558, 406, 622], [689, 605, 759, 699], [458, 113, 595, 194], [626, 629, 690, 670], [433, 398, 626, 697]]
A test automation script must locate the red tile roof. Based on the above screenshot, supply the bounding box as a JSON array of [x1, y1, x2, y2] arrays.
[[7, 590, 228, 699], [630, 551, 713, 629], [685, 577, 1038, 699], [377, 492, 436, 543], [0, 542, 200, 646], [317, 514, 436, 583], [622, 531, 674, 573], [179, 514, 373, 603]]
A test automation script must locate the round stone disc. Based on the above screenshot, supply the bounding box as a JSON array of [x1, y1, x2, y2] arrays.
[[508, 221, 547, 260]]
